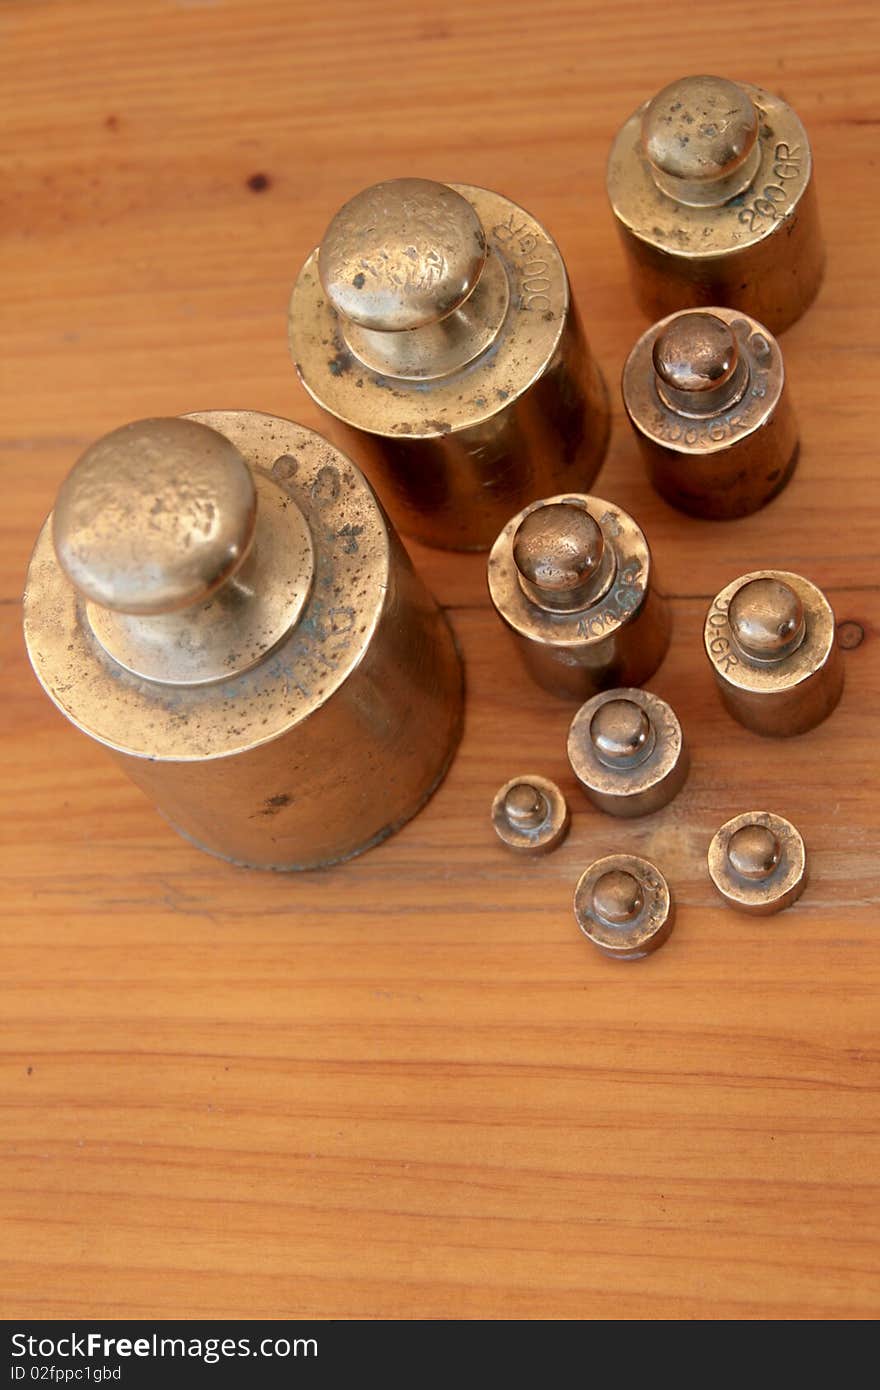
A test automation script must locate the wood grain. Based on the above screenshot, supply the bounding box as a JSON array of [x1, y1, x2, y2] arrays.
[[2, 0, 879, 1320]]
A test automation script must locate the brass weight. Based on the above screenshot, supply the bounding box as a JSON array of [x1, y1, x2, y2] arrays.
[[488, 494, 670, 700], [289, 178, 610, 550], [574, 855, 674, 959], [708, 811, 808, 915], [622, 307, 798, 519], [491, 775, 570, 854], [567, 688, 688, 817], [704, 570, 843, 737], [607, 75, 824, 334], [23, 413, 463, 869]]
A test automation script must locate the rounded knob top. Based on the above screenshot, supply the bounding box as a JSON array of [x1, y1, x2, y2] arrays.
[[503, 781, 548, 830], [592, 869, 645, 925], [590, 698, 653, 767], [52, 417, 258, 616], [318, 178, 488, 333], [729, 577, 806, 661], [653, 312, 739, 394], [642, 75, 759, 183], [513, 503, 605, 596], [727, 823, 781, 881]]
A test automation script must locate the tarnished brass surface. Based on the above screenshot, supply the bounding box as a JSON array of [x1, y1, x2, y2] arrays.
[[289, 179, 610, 550], [607, 76, 824, 333], [704, 569, 843, 737], [567, 687, 688, 817], [574, 854, 674, 959], [52, 418, 317, 688], [491, 774, 570, 854], [622, 307, 798, 519], [642, 76, 761, 206], [53, 418, 259, 615], [708, 810, 807, 915], [23, 411, 463, 869], [488, 494, 670, 699], [319, 179, 489, 335]]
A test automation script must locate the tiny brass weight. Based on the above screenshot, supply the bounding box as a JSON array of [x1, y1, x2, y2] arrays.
[[574, 854, 674, 959], [488, 494, 670, 700], [23, 412, 463, 869], [704, 570, 843, 737], [622, 307, 799, 519], [708, 811, 807, 915], [491, 775, 570, 854], [567, 688, 688, 817], [289, 178, 610, 551], [607, 75, 824, 333]]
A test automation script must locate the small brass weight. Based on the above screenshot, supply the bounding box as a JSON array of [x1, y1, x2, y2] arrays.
[[290, 178, 610, 550], [708, 811, 808, 915], [488, 494, 670, 700], [607, 75, 824, 333], [622, 307, 798, 519], [704, 570, 843, 737], [23, 413, 463, 869]]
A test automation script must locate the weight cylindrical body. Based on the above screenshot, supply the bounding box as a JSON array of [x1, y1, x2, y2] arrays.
[[23, 411, 463, 869], [488, 494, 670, 700], [290, 179, 610, 550], [622, 307, 798, 519], [704, 570, 843, 737], [607, 76, 824, 334]]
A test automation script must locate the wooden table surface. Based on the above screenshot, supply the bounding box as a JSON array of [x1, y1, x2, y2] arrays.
[[2, 0, 879, 1322]]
